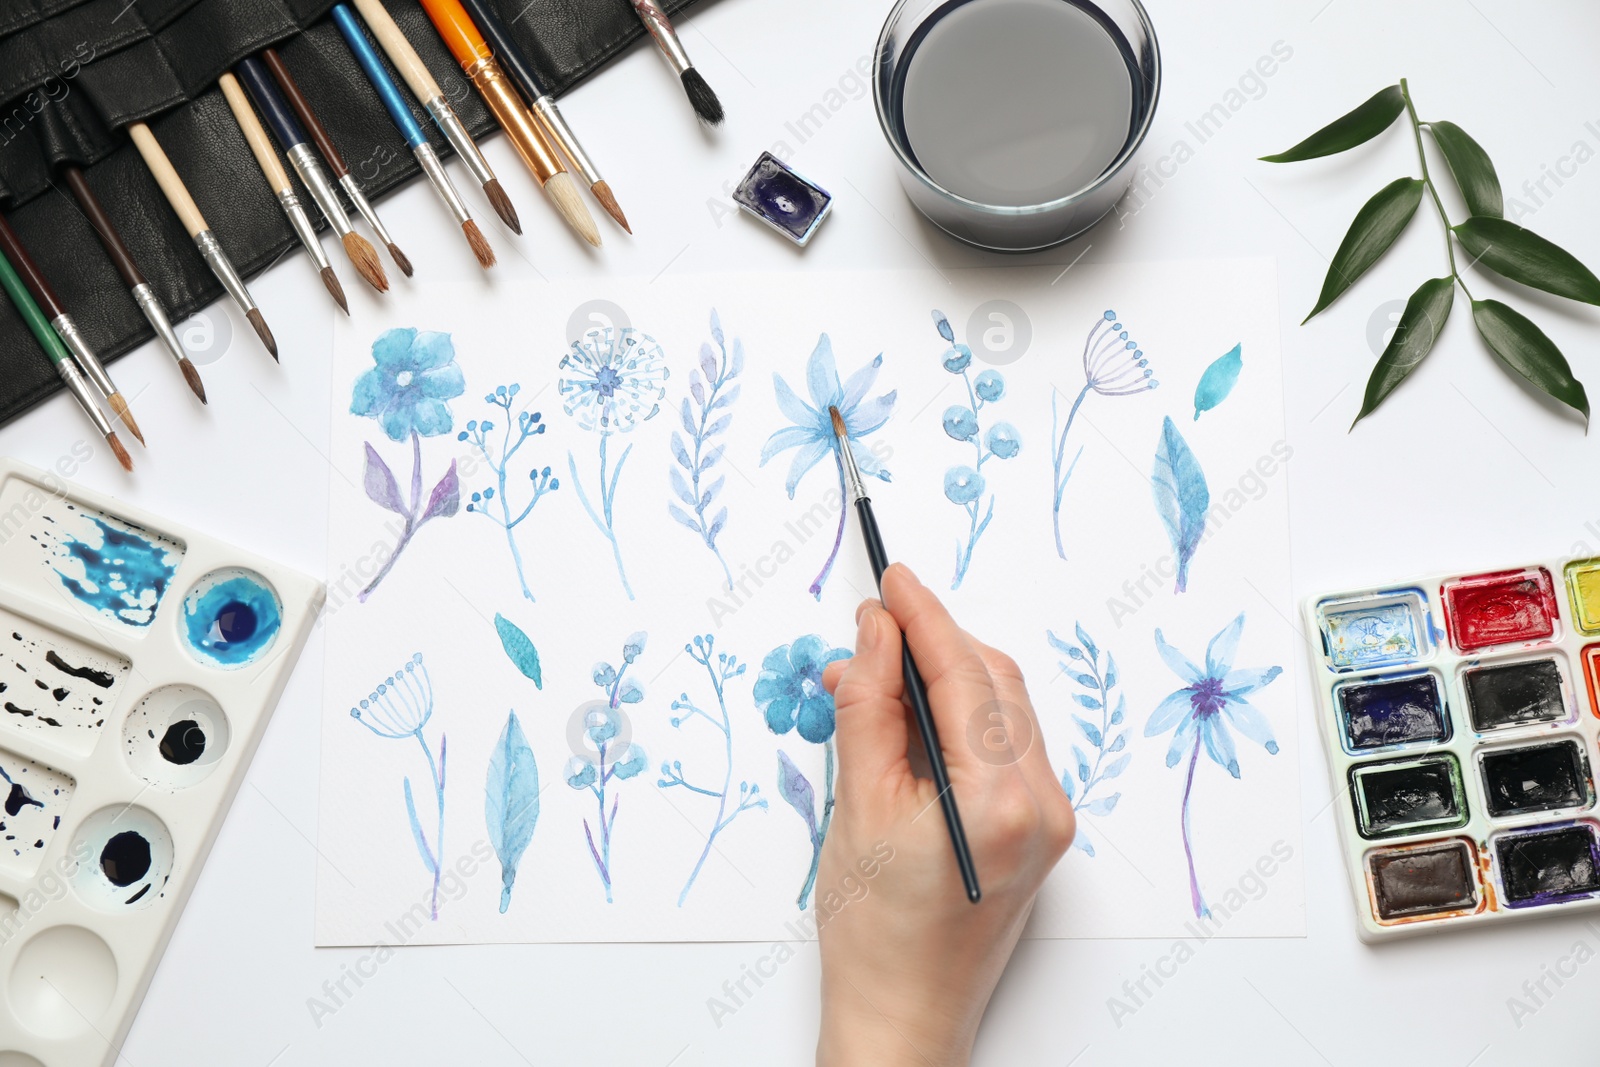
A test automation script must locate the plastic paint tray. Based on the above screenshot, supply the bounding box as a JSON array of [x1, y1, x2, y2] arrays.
[[1304, 559, 1600, 941], [0, 459, 322, 1063]]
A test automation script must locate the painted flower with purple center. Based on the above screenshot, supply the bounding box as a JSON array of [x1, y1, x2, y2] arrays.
[[760, 335, 896, 599], [1145, 613, 1281, 918]]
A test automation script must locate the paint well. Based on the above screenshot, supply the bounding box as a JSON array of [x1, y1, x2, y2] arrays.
[[1481, 740, 1590, 817], [180, 568, 282, 668], [1444, 568, 1558, 651], [1496, 824, 1600, 907], [121, 684, 230, 790], [1565, 558, 1600, 634], [1369, 840, 1478, 921], [68, 805, 173, 911], [0, 748, 73, 878], [1351, 755, 1467, 839], [0, 606, 130, 756], [1464, 658, 1567, 731], [1316, 589, 1430, 671], [1335, 671, 1448, 751]]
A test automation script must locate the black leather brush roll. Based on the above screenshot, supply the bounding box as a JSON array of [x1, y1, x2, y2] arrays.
[[0, 0, 705, 427]]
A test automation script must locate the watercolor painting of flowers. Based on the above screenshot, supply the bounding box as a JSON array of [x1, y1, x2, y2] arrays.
[[756, 635, 851, 908], [350, 329, 464, 602], [1048, 624, 1130, 858], [461, 385, 561, 602], [560, 328, 669, 600], [668, 310, 744, 588], [568, 633, 650, 902], [350, 653, 448, 920], [1145, 614, 1281, 917], [659, 634, 765, 906], [932, 310, 1021, 589], [1052, 311, 1158, 559], [760, 336, 896, 599]]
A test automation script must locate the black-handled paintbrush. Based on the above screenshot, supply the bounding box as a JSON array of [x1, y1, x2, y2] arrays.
[[830, 405, 981, 904]]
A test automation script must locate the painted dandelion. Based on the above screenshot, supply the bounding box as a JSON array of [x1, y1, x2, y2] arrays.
[[760, 336, 896, 599], [568, 633, 650, 902], [932, 310, 1021, 589], [559, 328, 669, 600], [668, 310, 744, 588], [461, 384, 560, 602], [1052, 311, 1158, 559], [350, 654, 448, 920], [1048, 624, 1130, 857], [1145, 614, 1281, 917], [659, 634, 765, 906]]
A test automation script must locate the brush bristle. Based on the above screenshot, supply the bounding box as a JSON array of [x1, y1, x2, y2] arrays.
[[829, 406, 846, 439], [179, 358, 207, 404], [108, 432, 133, 473], [592, 181, 631, 234], [545, 172, 601, 248], [387, 242, 414, 278], [343, 233, 389, 293], [107, 392, 145, 447], [484, 179, 521, 235], [321, 266, 349, 315], [681, 68, 724, 126], [247, 308, 278, 362], [462, 220, 496, 269]]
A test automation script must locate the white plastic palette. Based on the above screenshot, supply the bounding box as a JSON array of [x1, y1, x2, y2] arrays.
[[0, 459, 321, 1063], [1305, 557, 1600, 941]]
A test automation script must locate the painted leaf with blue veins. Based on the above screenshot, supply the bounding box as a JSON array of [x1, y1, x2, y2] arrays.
[[485, 711, 540, 913], [494, 614, 542, 688], [1075, 622, 1097, 660], [1073, 715, 1103, 748], [777, 750, 819, 845], [1151, 416, 1210, 594], [1193, 344, 1243, 420]]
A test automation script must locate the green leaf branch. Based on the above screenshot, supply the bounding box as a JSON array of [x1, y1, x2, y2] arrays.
[[1264, 78, 1595, 427]]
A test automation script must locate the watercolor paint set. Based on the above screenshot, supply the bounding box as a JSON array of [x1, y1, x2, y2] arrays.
[[1305, 559, 1600, 940], [0, 459, 321, 1065]]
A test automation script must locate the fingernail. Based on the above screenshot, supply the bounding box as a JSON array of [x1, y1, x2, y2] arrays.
[[858, 607, 881, 652]]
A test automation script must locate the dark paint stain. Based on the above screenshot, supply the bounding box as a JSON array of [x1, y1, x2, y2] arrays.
[[44, 651, 115, 688]]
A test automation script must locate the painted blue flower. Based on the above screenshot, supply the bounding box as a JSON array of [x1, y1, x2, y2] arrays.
[[610, 742, 648, 779], [974, 370, 1005, 402], [985, 423, 1020, 459], [351, 329, 465, 442], [755, 635, 851, 743], [942, 344, 973, 373], [944, 466, 985, 505], [943, 405, 978, 442], [558, 327, 669, 435]]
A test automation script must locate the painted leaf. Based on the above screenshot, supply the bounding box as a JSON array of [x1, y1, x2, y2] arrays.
[[1471, 299, 1590, 421], [1429, 120, 1502, 219], [1072, 831, 1095, 857], [668, 503, 701, 532], [1045, 630, 1079, 658], [709, 310, 724, 347], [363, 443, 408, 515], [1260, 84, 1405, 162], [1075, 622, 1098, 661], [1103, 654, 1119, 691], [1103, 754, 1131, 778], [1074, 694, 1102, 711], [1193, 344, 1243, 420], [494, 613, 543, 688], [1073, 715, 1103, 748], [1070, 671, 1098, 689], [1304, 178, 1424, 322], [1073, 745, 1091, 783], [1151, 417, 1210, 594], [403, 776, 437, 875], [421, 459, 460, 521], [700, 347, 719, 384], [669, 465, 696, 507], [689, 376, 705, 408], [1081, 793, 1121, 817], [1353, 276, 1454, 426], [1111, 693, 1126, 725], [485, 711, 540, 913], [1453, 217, 1600, 306], [1060, 768, 1077, 804], [777, 751, 819, 845], [710, 385, 741, 412], [933, 310, 954, 342], [1106, 734, 1127, 754], [679, 399, 697, 438]]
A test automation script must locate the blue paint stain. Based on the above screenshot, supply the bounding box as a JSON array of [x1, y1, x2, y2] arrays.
[[182, 573, 281, 668], [53, 516, 179, 627]]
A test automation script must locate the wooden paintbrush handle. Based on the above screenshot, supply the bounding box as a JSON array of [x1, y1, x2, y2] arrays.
[[261, 48, 350, 177], [128, 122, 208, 238], [0, 212, 66, 319], [61, 165, 146, 290], [219, 72, 292, 194], [350, 0, 443, 103]]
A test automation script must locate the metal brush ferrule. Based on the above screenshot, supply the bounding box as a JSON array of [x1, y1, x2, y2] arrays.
[[339, 174, 395, 249], [838, 437, 868, 503], [54, 357, 113, 437], [287, 144, 352, 237], [194, 229, 257, 314], [412, 143, 471, 226], [425, 96, 495, 187], [49, 313, 114, 399], [631, 0, 693, 75], [466, 57, 560, 182], [131, 283, 187, 368], [531, 95, 600, 185], [276, 189, 331, 270]]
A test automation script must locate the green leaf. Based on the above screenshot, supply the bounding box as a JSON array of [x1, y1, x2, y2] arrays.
[[1260, 85, 1405, 163], [1429, 121, 1502, 219], [1453, 217, 1600, 306], [1305, 177, 1424, 322], [1353, 277, 1454, 427], [1471, 299, 1589, 421]]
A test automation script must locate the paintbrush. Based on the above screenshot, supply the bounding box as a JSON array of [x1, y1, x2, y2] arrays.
[[218, 71, 348, 313], [0, 211, 145, 444], [58, 165, 206, 405], [418, 0, 601, 247], [830, 405, 981, 904], [0, 246, 131, 471], [261, 48, 413, 277], [234, 56, 389, 294], [331, 3, 493, 268], [127, 121, 278, 361], [348, 0, 520, 235], [455, 0, 630, 233], [628, 0, 723, 126]]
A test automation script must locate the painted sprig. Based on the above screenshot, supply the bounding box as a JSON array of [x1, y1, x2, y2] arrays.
[[668, 310, 744, 588], [1048, 624, 1130, 858], [1264, 79, 1594, 426], [461, 384, 560, 602]]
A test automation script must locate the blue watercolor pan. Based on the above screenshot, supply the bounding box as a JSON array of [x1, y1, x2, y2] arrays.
[[732, 151, 833, 246], [1314, 587, 1435, 672]]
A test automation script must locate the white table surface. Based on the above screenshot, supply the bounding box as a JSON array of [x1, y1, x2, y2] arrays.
[[4, 0, 1599, 1062]]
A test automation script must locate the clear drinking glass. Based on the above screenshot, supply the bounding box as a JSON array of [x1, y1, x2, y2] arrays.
[[872, 0, 1161, 253]]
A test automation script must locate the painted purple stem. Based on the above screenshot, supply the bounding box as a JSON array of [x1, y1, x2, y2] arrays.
[[359, 431, 458, 602], [1181, 732, 1207, 918], [797, 738, 835, 910], [808, 452, 848, 599]]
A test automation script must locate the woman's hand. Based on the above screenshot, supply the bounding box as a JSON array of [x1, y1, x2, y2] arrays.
[[815, 564, 1075, 1066]]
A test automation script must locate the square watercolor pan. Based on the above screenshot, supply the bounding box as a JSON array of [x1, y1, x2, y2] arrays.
[[0, 460, 322, 1066], [1304, 557, 1600, 942]]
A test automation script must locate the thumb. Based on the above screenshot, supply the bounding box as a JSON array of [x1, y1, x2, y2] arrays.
[[830, 602, 910, 796]]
